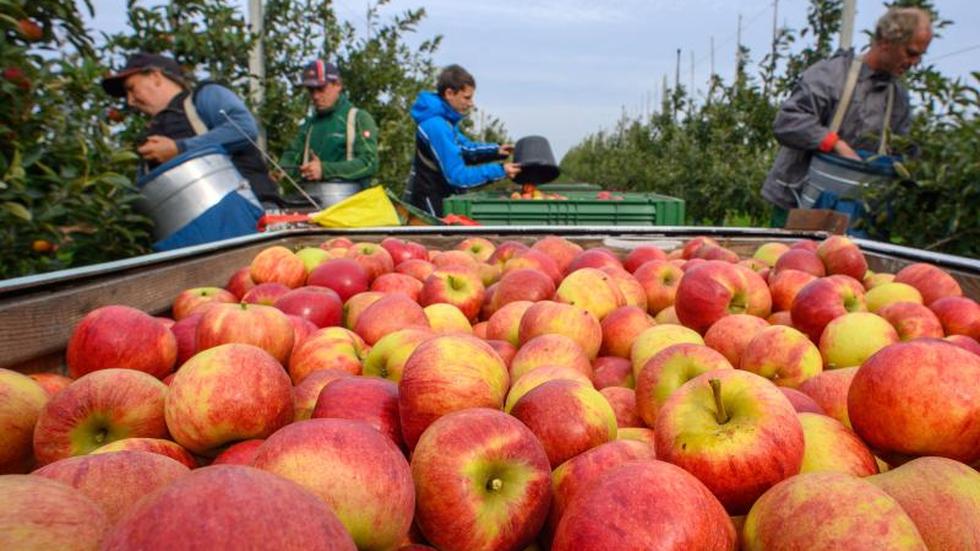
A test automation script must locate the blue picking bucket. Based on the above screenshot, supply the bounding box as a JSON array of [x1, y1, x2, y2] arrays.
[[799, 152, 897, 209]]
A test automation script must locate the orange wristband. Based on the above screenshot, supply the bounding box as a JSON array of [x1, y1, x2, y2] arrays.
[[818, 131, 840, 153]]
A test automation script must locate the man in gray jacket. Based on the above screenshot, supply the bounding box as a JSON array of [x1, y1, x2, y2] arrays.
[[762, 7, 932, 225]]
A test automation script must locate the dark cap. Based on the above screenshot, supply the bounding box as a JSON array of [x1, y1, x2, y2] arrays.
[[300, 59, 341, 88], [101, 52, 185, 97]]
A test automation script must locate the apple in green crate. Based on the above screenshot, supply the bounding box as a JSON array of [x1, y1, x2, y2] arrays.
[[32, 368, 169, 466], [552, 461, 736, 551], [241, 281, 291, 305], [224, 265, 255, 299], [739, 325, 822, 387], [488, 268, 555, 313], [423, 303, 472, 334], [0, 474, 110, 551], [742, 472, 925, 550], [34, 450, 190, 524], [370, 272, 423, 301], [655, 369, 804, 514], [249, 245, 307, 288], [91, 437, 198, 469], [868, 456, 980, 551], [485, 300, 534, 346], [308, 258, 370, 302], [877, 301, 945, 340], [165, 343, 293, 456], [864, 281, 922, 312], [816, 235, 868, 280], [768, 268, 817, 311], [411, 408, 551, 551], [455, 236, 496, 262], [171, 286, 237, 320], [211, 439, 264, 465], [293, 368, 353, 420], [518, 300, 603, 360], [398, 334, 509, 450], [674, 260, 771, 334], [395, 258, 436, 282], [510, 379, 618, 468], [312, 376, 404, 450], [101, 465, 356, 551], [791, 275, 867, 342], [798, 366, 859, 428], [345, 241, 395, 282], [509, 333, 593, 382], [752, 241, 790, 267], [848, 339, 980, 464], [252, 419, 414, 551], [630, 324, 704, 379], [703, 313, 770, 368], [819, 312, 899, 368], [894, 262, 962, 306], [195, 302, 294, 365], [354, 292, 430, 345], [381, 236, 428, 264], [635, 343, 733, 428], [0, 368, 48, 473], [555, 267, 626, 321], [504, 365, 592, 412], [66, 304, 177, 379], [531, 235, 583, 274], [797, 412, 878, 477], [632, 259, 684, 314], [930, 296, 980, 339], [599, 305, 655, 359]]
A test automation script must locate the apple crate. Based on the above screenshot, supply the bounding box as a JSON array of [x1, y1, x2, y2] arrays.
[[442, 190, 685, 226]]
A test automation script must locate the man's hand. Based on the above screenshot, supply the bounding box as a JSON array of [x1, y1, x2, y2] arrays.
[[833, 139, 861, 161], [498, 144, 514, 156], [299, 154, 323, 181], [137, 135, 179, 163], [504, 162, 521, 180]]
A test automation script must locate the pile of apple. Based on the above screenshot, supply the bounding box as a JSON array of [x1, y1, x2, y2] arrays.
[[2, 233, 979, 550]]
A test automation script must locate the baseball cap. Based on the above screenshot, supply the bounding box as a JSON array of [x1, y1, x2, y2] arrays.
[[101, 52, 185, 98], [300, 59, 341, 88]]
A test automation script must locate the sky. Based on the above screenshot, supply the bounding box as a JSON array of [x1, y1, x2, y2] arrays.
[[85, 1, 978, 161]]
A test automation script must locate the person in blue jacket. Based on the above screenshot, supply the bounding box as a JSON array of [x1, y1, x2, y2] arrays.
[[404, 64, 521, 216]]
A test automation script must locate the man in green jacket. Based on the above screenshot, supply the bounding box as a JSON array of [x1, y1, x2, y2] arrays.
[[278, 60, 379, 187]]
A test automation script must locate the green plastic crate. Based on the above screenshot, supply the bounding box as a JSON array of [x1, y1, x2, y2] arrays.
[[443, 190, 685, 226]]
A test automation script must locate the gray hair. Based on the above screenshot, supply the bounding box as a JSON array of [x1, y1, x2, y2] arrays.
[[874, 7, 931, 44]]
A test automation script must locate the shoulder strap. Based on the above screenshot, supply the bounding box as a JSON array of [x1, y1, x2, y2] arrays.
[[182, 94, 208, 136], [346, 107, 358, 161], [302, 121, 313, 165], [878, 84, 895, 155], [829, 56, 863, 134]]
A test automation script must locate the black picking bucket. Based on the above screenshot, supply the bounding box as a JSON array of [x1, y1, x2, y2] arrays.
[[512, 135, 560, 185]]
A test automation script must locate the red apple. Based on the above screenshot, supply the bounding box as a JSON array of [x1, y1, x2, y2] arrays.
[[681, 236, 721, 259], [945, 334, 980, 355], [172, 286, 237, 320], [790, 239, 819, 252], [241, 281, 291, 305], [249, 245, 306, 288], [370, 272, 423, 301], [530, 235, 583, 274], [312, 376, 404, 449], [100, 465, 356, 550], [485, 300, 534, 347], [692, 243, 740, 263], [489, 268, 555, 313], [518, 300, 603, 360], [600, 305, 655, 359], [32, 369, 168, 466], [0, 474, 110, 550], [419, 266, 485, 322], [196, 302, 294, 365], [381, 236, 429, 264], [486, 339, 517, 368], [655, 369, 805, 514], [797, 411, 879, 477], [286, 314, 318, 351], [634, 342, 733, 427], [848, 339, 980, 464], [752, 242, 791, 267], [703, 313, 770, 368], [307, 258, 371, 303], [288, 327, 366, 383], [740, 325, 823, 388], [26, 372, 72, 398], [431, 249, 480, 270], [321, 236, 354, 249], [455, 236, 496, 262], [487, 240, 530, 267], [555, 267, 626, 321], [599, 265, 649, 310], [0, 368, 48, 473], [342, 291, 384, 330], [816, 235, 868, 280], [674, 260, 772, 334], [798, 366, 859, 428], [779, 386, 826, 414], [630, 324, 705, 379], [293, 368, 353, 420], [395, 258, 436, 282], [34, 450, 190, 523], [505, 365, 593, 412], [361, 327, 434, 382], [274, 285, 343, 328], [91, 437, 197, 469], [503, 249, 562, 285], [768, 268, 818, 311], [877, 301, 945, 341], [773, 248, 826, 278], [566, 248, 624, 275], [169, 312, 203, 367], [790, 275, 867, 342], [600, 386, 642, 427], [510, 333, 594, 382], [346, 242, 395, 282], [66, 304, 177, 379], [252, 419, 414, 550], [592, 355, 634, 389], [894, 262, 963, 306], [211, 439, 265, 465], [624, 245, 668, 273], [398, 334, 509, 450], [224, 266, 255, 299], [929, 296, 980, 339], [767, 309, 794, 326], [355, 293, 430, 345], [411, 408, 551, 551], [165, 343, 293, 456], [552, 460, 736, 550]]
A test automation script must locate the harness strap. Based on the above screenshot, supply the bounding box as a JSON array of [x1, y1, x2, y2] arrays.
[[182, 95, 208, 136]]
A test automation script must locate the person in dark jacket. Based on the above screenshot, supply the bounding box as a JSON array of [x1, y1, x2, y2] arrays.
[[762, 7, 932, 226], [101, 52, 280, 206], [278, 59, 379, 187], [404, 64, 521, 216]]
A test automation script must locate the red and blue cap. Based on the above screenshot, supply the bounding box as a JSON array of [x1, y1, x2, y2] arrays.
[[300, 59, 340, 88]]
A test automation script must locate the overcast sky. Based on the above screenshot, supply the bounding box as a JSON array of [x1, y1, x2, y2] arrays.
[[86, 1, 978, 160]]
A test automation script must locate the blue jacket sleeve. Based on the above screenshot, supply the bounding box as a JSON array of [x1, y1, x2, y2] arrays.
[[420, 118, 505, 189], [456, 131, 501, 163], [176, 84, 257, 154]]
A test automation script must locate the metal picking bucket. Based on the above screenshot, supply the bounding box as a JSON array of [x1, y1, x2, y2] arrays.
[[799, 152, 896, 209], [136, 146, 260, 241], [304, 181, 363, 208]]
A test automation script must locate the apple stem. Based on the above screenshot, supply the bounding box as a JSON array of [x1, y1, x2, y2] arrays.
[[94, 428, 107, 444], [487, 477, 503, 492], [710, 379, 729, 424]]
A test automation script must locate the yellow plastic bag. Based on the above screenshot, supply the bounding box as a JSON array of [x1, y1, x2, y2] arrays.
[[308, 185, 400, 228]]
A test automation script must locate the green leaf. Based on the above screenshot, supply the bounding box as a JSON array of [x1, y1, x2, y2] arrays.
[[3, 201, 32, 221]]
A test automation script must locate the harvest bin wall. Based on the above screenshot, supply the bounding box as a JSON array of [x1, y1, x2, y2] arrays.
[[442, 191, 686, 226]]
